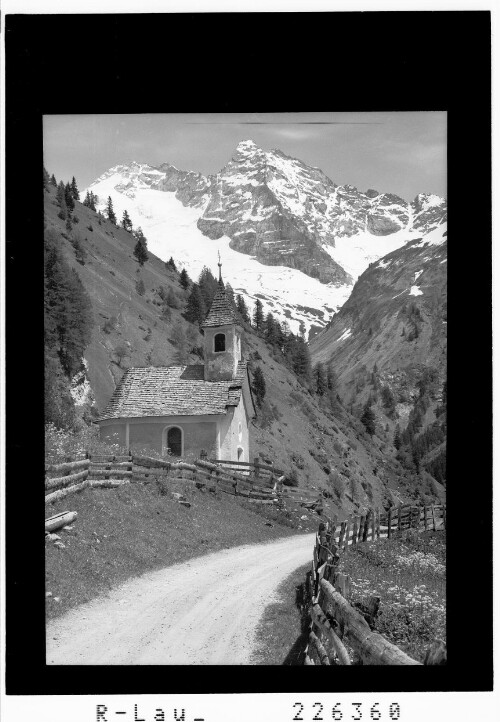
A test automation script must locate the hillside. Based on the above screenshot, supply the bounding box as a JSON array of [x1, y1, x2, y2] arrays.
[[310, 223, 447, 483], [44, 183, 445, 513]]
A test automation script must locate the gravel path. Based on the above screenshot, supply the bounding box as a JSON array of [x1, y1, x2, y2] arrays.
[[46, 533, 315, 665]]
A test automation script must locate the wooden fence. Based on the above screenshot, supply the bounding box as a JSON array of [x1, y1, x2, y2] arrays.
[[304, 504, 446, 666], [45, 454, 282, 504]]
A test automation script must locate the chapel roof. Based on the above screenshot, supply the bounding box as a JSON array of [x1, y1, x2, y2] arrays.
[[98, 362, 248, 421], [201, 281, 238, 329]]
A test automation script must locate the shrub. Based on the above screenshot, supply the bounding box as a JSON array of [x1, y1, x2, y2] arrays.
[[330, 471, 345, 500], [136, 278, 145, 296], [103, 316, 118, 334], [284, 468, 299, 487]]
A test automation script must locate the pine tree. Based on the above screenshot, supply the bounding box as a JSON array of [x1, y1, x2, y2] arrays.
[[121, 209, 133, 232], [57, 195, 68, 221], [133, 239, 148, 266], [43, 166, 50, 191], [106, 196, 117, 224], [236, 294, 250, 323], [313, 362, 327, 396], [65, 216, 73, 235], [264, 312, 278, 344], [198, 266, 218, 306], [88, 191, 97, 212], [64, 182, 75, 213], [184, 284, 206, 325], [299, 320, 306, 339], [393, 424, 402, 450], [252, 366, 266, 407], [133, 227, 149, 266], [253, 299, 264, 331], [180, 268, 190, 290], [70, 176, 80, 201], [326, 364, 338, 393], [50, 173, 57, 187], [170, 322, 189, 364], [361, 402, 376, 436], [56, 181, 66, 206], [165, 257, 177, 272]]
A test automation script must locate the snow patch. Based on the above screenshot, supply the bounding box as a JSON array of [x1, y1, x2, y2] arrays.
[[337, 328, 352, 342], [409, 286, 423, 296]]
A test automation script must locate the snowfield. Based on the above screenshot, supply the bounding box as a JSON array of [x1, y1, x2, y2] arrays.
[[84, 165, 447, 336]]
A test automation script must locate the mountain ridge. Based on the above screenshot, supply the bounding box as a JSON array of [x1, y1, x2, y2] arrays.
[[84, 140, 446, 336]]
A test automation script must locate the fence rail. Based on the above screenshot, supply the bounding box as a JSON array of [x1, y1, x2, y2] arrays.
[[305, 504, 446, 666], [45, 454, 283, 504]]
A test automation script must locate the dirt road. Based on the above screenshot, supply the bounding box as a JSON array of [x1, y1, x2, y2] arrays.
[[46, 533, 315, 665]]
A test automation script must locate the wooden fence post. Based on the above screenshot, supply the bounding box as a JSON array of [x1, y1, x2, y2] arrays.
[[254, 457, 260, 480], [352, 517, 359, 546], [376, 508, 381, 539], [362, 510, 371, 542], [431, 505, 436, 531], [338, 521, 346, 550], [397, 505, 402, 532], [387, 508, 392, 539], [423, 505, 428, 531]]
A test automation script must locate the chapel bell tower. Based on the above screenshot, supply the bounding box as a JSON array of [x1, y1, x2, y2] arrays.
[[201, 258, 242, 382]]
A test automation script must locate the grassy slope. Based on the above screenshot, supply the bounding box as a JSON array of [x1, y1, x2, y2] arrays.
[[45, 479, 302, 621], [45, 187, 443, 517], [45, 185, 197, 407]]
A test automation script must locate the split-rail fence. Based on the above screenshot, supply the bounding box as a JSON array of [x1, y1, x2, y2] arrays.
[[305, 505, 446, 666]]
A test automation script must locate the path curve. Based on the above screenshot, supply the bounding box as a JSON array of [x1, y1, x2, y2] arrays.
[[46, 533, 315, 665]]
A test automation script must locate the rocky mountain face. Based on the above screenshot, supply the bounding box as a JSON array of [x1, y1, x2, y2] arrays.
[[310, 223, 447, 414], [84, 141, 446, 335]]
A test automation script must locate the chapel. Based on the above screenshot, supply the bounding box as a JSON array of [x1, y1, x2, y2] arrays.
[[97, 264, 255, 461]]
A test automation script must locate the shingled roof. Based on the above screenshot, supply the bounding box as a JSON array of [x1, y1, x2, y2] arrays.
[[98, 362, 248, 421], [201, 281, 238, 329]]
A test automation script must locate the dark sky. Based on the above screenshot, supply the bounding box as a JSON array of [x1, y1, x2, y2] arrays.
[[43, 111, 446, 202]]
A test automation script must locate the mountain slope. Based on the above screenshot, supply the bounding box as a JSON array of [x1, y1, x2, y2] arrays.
[[44, 185, 444, 513], [310, 223, 447, 415]]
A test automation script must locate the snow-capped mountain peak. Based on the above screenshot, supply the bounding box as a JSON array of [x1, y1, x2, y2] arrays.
[[82, 142, 446, 336]]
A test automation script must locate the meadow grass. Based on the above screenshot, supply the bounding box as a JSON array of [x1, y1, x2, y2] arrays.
[[337, 529, 446, 662]]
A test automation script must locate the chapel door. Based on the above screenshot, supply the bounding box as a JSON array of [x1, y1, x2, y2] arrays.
[[167, 427, 182, 457]]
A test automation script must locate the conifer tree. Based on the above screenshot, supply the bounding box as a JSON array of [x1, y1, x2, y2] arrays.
[[88, 191, 97, 212], [180, 268, 190, 290], [65, 182, 75, 212], [252, 366, 266, 407], [106, 195, 117, 224], [361, 402, 376, 436], [70, 176, 80, 201], [57, 195, 68, 221], [198, 266, 218, 306], [313, 362, 327, 396], [56, 181, 66, 206], [393, 424, 402, 450], [121, 209, 133, 232], [65, 216, 73, 235], [50, 173, 57, 187], [253, 299, 264, 332], [165, 257, 177, 272], [43, 166, 50, 191], [184, 284, 206, 325], [133, 227, 149, 266], [264, 312, 278, 344], [236, 294, 250, 323]]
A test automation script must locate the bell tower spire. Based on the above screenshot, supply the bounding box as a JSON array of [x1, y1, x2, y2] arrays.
[[217, 250, 223, 285]]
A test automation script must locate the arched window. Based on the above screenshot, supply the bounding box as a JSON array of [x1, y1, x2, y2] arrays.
[[163, 426, 183, 457], [214, 333, 226, 352]]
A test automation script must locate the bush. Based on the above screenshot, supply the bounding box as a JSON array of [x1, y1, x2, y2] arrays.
[[103, 316, 118, 334], [284, 468, 299, 487], [136, 278, 145, 296], [330, 471, 345, 500]]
